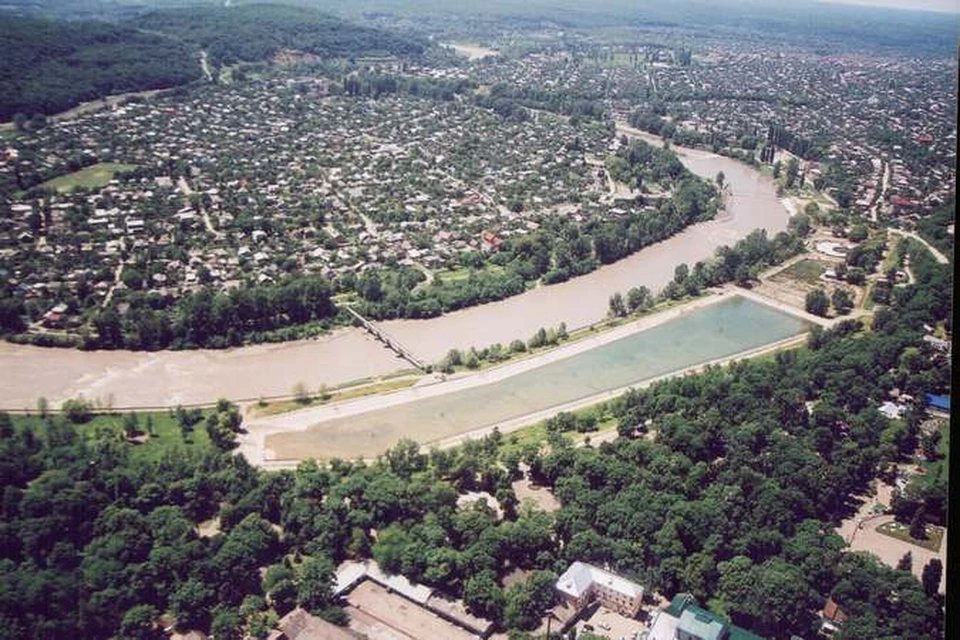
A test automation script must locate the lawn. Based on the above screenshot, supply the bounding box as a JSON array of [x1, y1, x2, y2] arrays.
[[876, 521, 944, 552], [38, 162, 138, 193], [497, 402, 618, 459], [773, 258, 826, 284], [436, 264, 505, 284], [921, 418, 950, 478], [251, 376, 419, 418], [12, 409, 213, 464]]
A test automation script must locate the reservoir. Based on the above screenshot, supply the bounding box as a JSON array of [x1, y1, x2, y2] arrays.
[[264, 296, 810, 461]]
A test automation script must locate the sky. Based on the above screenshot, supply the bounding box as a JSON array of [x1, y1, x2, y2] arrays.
[[821, 0, 960, 13]]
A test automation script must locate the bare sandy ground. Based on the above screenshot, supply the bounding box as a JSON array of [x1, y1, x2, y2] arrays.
[[442, 43, 500, 60], [0, 137, 789, 409]]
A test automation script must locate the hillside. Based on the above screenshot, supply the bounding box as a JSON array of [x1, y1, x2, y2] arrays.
[[0, 15, 201, 121], [132, 4, 428, 67]]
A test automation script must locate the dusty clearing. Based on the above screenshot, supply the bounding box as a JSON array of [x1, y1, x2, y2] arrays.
[[512, 477, 561, 512], [444, 43, 500, 59]]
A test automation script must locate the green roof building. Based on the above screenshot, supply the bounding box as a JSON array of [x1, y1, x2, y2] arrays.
[[656, 594, 765, 640]]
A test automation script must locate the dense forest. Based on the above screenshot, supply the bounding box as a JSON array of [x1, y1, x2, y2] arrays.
[[0, 15, 200, 121], [0, 241, 948, 639], [0, 4, 428, 122], [132, 4, 428, 69]]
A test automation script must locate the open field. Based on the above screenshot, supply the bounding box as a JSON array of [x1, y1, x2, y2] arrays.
[[442, 42, 500, 60], [38, 163, 138, 193], [876, 521, 944, 552], [512, 476, 561, 512], [11, 409, 213, 463], [773, 258, 827, 284]]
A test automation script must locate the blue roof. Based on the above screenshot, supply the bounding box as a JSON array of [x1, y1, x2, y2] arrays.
[[926, 394, 951, 410]]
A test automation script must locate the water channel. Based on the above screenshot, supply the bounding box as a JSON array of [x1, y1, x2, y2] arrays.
[[265, 296, 810, 460]]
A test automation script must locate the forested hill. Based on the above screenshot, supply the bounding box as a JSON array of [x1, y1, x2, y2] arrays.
[[131, 4, 428, 67], [0, 15, 201, 122]]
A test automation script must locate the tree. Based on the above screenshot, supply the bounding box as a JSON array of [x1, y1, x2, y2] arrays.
[[122, 412, 140, 439], [848, 225, 869, 243], [896, 552, 912, 572], [293, 381, 311, 404], [608, 292, 627, 318], [170, 578, 213, 630], [463, 571, 505, 624], [831, 288, 854, 315], [921, 558, 942, 596], [118, 604, 160, 640], [61, 397, 93, 423], [296, 555, 336, 613], [909, 505, 927, 540], [785, 158, 799, 188], [805, 289, 830, 317]]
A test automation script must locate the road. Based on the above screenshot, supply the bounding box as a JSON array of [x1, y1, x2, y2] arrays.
[[888, 228, 950, 265], [178, 176, 221, 237]]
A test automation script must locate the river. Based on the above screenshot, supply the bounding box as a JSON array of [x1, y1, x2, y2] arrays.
[[0, 132, 790, 409]]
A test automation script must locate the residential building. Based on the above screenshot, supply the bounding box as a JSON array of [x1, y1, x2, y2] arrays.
[[555, 561, 644, 617]]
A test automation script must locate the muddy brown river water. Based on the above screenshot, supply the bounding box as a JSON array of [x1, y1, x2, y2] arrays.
[[0, 133, 790, 409]]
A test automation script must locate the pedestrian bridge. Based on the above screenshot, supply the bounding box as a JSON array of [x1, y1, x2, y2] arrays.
[[342, 305, 428, 372]]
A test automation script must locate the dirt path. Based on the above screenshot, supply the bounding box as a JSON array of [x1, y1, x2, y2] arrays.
[[200, 50, 213, 82], [888, 228, 949, 265], [178, 175, 221, 237]]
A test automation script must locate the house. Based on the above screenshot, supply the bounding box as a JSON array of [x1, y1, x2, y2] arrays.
[[555, 561, 644, 618], [273, 607, 361, 640], [922, 335, 950, 352], [819, 597, 848, 637], [878, 401, 906, 420], [648, 594, 764, 640], [925, 394, 950, 413], [480, 231, 502, 252], [42, 302, 68, 328]]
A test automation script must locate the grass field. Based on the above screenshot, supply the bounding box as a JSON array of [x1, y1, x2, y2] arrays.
[[251, 376, 419, 418], [12, 409, 213, 463], [38, 162, 138, 193], [436, 264, 506, 284], [773, 258, 826, 284], [876, 521, 944, 552], [497, 402, 618, 459]]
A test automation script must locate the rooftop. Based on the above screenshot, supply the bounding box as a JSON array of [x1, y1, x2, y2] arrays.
[[556, 561, 644, 600]]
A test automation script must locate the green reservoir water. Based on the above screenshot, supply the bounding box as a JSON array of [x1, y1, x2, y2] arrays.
[[269, 296, 810, 459]]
